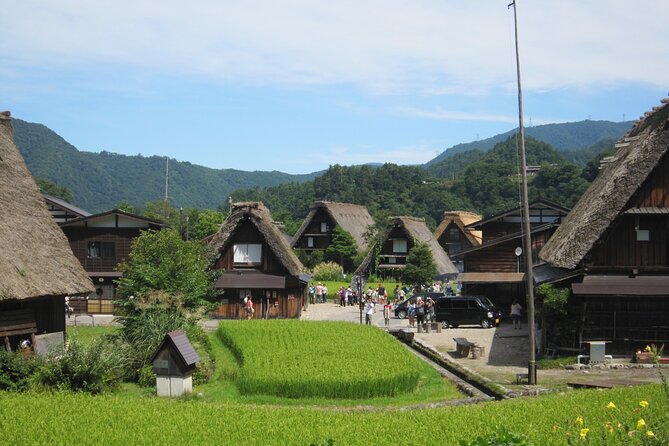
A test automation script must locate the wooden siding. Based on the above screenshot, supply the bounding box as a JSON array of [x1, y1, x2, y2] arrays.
[[464, 230, 553, 273], [378, 226, 413, 267], [0, 295, 65, 337], [587, 215, 668, 269], [214, 220, 290, 275], [437, 221, 475, 255], [292, 208, 335, 251], [630, 151, 669, 208], [62, 227, 141, 272]]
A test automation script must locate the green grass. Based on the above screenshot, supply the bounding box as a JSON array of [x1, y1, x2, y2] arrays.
[[217, 320, 422, 399], [1, 385, 666, 445], [537, 356, 578, 369], [66, 325, 118, 345]]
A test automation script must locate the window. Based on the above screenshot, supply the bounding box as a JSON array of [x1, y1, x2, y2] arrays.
[[307, 237, 314, 248], [392, 238, 407, 253], [87, 241, 115, 258], [233, 243, 262, 264], [388, 257, 396, 264], [448, 228, 460, 240], [320, 222, 329, 233]]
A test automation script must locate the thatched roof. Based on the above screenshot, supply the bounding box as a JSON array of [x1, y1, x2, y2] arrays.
[[207, 202, 304, 277], [433, 210, 482, 247], [0, 112, 94, 301], [540, 98, 669, 269], [355, 216, 458, 278], [291, 201, 375, 250]]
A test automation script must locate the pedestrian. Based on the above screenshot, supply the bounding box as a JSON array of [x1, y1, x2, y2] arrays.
[[308, 283, 315, 304], [316, 282, 323, 304], [377, 283, 387, 305], [393, 285, 400, 304], [365, 299, 375, 325], [408, 299, 416, 328], [322, 284, 328, 303], [511, 300, 522, 329], [246, 296, 254, 320], [446, 281, 453, 296], [426, 297, 435, 323], [383, 300, 392, 328], [416, 297, 426, 327]]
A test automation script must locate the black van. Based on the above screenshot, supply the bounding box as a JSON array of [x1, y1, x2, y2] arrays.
[[434, 295, 501, 329]]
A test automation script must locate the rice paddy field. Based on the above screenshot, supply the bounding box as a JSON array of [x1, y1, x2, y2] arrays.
[[1, 385, 666, 445], [217, 320, 422, 399]]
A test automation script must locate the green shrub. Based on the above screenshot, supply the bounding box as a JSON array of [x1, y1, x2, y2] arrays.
[[117, 306, 214, 384], [312, 262, 343, 281], [35, 337, 127, 394], [138, 365, 155, 388], [0, 350, 40, 391]]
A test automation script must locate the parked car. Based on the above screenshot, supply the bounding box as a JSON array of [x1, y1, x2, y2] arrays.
[[434, 295, 501, 329], [394, 292, 445, 319]]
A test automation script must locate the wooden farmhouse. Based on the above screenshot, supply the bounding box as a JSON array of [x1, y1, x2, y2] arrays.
[[433, 210, 483, 272], [355, 216, 458, 282], [0, 112, 94, 351], [291, 201, 375, 253], [540, 98, 669, 350], [451, 199, 570, 307], [59, 210, 166, 314], [208, 202, 308, 319]]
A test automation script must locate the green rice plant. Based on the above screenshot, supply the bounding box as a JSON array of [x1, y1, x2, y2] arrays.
[[217, 320, 422, 399], [0, 384, 666, 445]]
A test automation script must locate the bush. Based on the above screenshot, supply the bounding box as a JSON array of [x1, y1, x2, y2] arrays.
[[35, 337, 127, 394], [0, 350, 40, 392], [312, 262, 343, 281], [117, 305, 214, 384]]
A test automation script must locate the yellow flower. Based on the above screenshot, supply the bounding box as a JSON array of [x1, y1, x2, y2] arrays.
[[645, 345, 652, 352], [575, 416, 584, 426], [646, 430, 655, 438], [639, 400, 649, 408], [579, 428, 590, 440], [637, 419, 647, 430], [607, 401, 617, 409]]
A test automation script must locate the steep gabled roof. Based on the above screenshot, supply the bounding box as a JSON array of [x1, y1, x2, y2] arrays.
[[355, 216, 458, 278], [0, 112, 94, 301], [291, 201, 375, 251], [433, 210, 483, 247], [208, 202, 304, 277], [540, 98, 669, 269]]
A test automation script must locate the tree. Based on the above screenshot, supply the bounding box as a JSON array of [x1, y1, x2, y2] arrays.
[[36, 178, 73, 202], [325, 225, 358, 271], [401, 242, 437, 288], [187, 209, 225, 240], [116, 228, 219, 311]]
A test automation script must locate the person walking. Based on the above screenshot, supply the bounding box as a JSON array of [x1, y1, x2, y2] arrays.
[[322, 284, 328, 303], [246, 297, 254, 320], [511, 300, 522, 329], [415, 297, 426, 327], [408, 300, 416, 328], [365, 299, 375, 325], [315, 283, 323, 304], [426, 297, 435, 323], [383, 301, 392, 328], [308, 283, 315, 304]]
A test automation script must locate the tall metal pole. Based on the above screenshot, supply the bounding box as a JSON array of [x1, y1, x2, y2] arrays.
[[510, 0, 537, 384]]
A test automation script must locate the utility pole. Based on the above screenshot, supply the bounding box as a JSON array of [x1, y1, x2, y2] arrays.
[[510, 0, 537, 384]]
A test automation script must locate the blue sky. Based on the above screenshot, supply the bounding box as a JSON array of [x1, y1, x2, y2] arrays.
[[1, 1, 667, 174]]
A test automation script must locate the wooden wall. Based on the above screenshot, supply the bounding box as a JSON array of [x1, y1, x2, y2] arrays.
[[0, 295, 65, 335], [464, 230, 553, 272], [293, 208, 335, 250], [437, 222, 474, 255], [630, 151, 669, 208], [62, 227, 141, 272], [588, 216, 668, 269]]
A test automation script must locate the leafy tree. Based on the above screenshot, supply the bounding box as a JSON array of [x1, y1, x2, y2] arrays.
[[529, 163, 589, 208], [36, 178, 73, 202], [115, 200, 138, 214], [325, 225, 358, 271], [116, 228, 219, 310], [187, 209, 225, 240], [401, 242, 437, 288]]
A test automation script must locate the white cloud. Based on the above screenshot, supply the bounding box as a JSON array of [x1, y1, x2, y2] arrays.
[[2, 0, 668, 95]]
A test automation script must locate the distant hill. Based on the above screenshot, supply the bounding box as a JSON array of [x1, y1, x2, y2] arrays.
[[425, 120, 633, 166], [12, 119, 320, 213]]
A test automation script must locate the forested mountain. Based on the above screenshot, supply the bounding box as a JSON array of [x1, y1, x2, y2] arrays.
[[233, 135, 594, 227], [12, 119, 319, 213], [14, 116, 622, 219], [425, 120, 632, 166]]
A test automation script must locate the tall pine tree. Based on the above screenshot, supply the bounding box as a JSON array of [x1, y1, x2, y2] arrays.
[[401, 242, 437, 288], [325, 225, 358, 272]]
